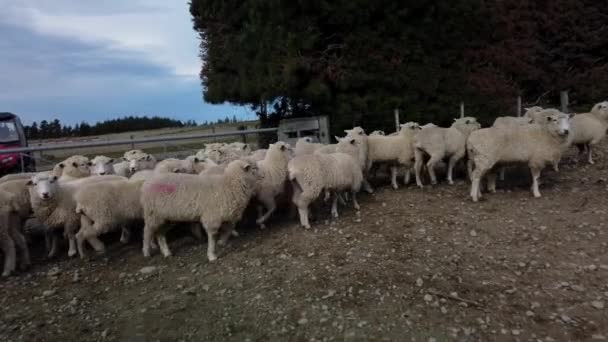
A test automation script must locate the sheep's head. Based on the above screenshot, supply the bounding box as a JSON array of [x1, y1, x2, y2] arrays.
[[523, 106, 544, 117], [454, 117, 481, 132], [370, 130, 385, 136], [129, 154, 154, 173], [91, 156, 114, 176], [545, 113, 572, 138], [399, 122, 421, 133], [228, 160, 261, 183], [592, 101, 608, 119], [58, 155, 91, 178], [344, 127, 366, 137], [27, 174, 59, 201]]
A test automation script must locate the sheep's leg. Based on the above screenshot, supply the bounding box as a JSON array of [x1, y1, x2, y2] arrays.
[[297, 206, 311, 229], [256, 193, 277, 228], [323, 189, 331, 202], [487, 172, 497, 193], [47, 232, 59, 258], [530, 167, 542, 198], [426, 155, 441, 185], [76, 230, 88, 259], [470, 166, 488, 202], [65, 221, 79, 258], [202, 222, 220, 262], [587, 144, 594, 164], [466, 159, 474, 182], [119, 227, 131, 244], [331, 192, 339, 218], [403, 168, 411, 185], [11, 227, 30, 270], [414, 149, 425, 188], [390, 166, 399, 190], [446, 154, 461, 185], [362, 179, 374, 194], [142, 219, 162, 257], [351, 191, 360, 211], [1, 235, 16, 277], [156, 233, 172, 257], [218, 223, 235, 246]]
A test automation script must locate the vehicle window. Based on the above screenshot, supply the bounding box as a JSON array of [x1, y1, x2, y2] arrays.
[[0, 120, 19, 142]]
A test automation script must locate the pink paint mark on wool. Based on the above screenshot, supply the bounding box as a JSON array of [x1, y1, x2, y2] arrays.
[[146, 183, 177, 194]]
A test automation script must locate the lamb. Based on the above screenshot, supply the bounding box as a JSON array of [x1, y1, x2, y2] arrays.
[[253, 142, 291, 228], [126, 152, 157, 173], [0, 190, 30, 276], [569, 101, 608, 164], [74, 178, 145, 258], [370, 130, 385, 136], [294, 137, 324, 156], [344, 127, 374, 193], [28, 173, 126, 257], [53, 155, 92, 181], [288, 138, 363, 229], [366, 122, 421, 189], [140, 160, 260, 261], [467, 112, 572, 201], [414, 117, 481, 187], [91, 156, 115, 176]]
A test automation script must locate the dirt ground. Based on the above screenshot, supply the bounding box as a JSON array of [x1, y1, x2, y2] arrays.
[[1, 144, 608, 342]]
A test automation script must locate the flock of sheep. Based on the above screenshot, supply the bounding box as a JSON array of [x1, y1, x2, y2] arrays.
[[0, 101, 606, 276]]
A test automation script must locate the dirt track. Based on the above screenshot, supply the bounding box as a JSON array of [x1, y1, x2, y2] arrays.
[[1, 145, 608, 342]]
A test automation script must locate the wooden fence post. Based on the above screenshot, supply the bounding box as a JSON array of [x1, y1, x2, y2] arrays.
[[460, 102, 465, 118], [394, 108, 400, 132], [560, 91, 569, 113], [517, 96, 522, 117]]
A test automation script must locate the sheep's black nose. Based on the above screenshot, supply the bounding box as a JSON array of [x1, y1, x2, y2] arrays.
[[564, 129, 569, 135], [42, 193, 49, 199], [99, 172, 106, 175]]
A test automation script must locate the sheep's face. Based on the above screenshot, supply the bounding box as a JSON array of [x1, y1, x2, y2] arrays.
[[546, 114, 571, 138], [91, 156, 114, 176], [60, 160, 91, 177], [272, 142, 291, 155], [370, 130, 385, 136], [129, 154, 153, 173], [345, 127, 366, 137], [592, 101, 608, 118], [400, 122, 421, 132], [28, 175, 59, 201]]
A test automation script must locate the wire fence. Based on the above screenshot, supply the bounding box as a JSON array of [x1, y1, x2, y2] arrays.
[[4, 128, 278, 172]]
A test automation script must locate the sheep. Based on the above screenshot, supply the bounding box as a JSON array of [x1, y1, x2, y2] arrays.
[[569, 101, 608, 164], [344, 127, 374, 193], [366, 122, 421, 189], [28, 173, 126, 257], [525, 108, 562, 124], [91, 156, 115, 176], [112, 160, 131, 177], [197, 146, 223, 164], [140, 160, 260, 261], [248, 149, 267, 162], [0, 190, 30, 276], [53, 155, 92, 181], [370, 130, 385, 136], [74, 178, 146, 258], [294, 137, 324, 156], [0, 172, 37, 184], [467, 112, 572, 201], [253, 142, 291, 228], [414, 117, 481, 187], [523, 106, 544, 119], [421, 123, 438, 129], [126, 152, 157, 174], [493, 116, 533, 128], [154, 158, 199, 174], [288, 138, 363, 229], [0, 179, 33, 225]]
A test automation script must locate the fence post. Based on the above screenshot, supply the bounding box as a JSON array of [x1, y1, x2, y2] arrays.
[[19, 153, 24, 172], [130, 135, 134, 150], [517, 96, 522, 117], [460, 102, 465, 118], [560, 91, 569, 113], [241, 131, 247, 144], [394, 108, 400, 132]]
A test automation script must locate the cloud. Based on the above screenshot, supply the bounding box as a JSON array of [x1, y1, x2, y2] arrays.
[[0, 0, 254, 125]]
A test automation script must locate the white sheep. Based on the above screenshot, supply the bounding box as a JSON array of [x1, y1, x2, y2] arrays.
[[0, 190, 30, 276], [0, 172, 37, 184], [91, 156, 115, 176], [294, 137, 324, 156], [493, 116, 533, 128], [154, 158, 199, 174], [344, 127, 374, 193], [369, 130, 385, 136], [366, 122, 421, 189], [570, 101, 608, 164], [53, 155, 92, 181], [523, 106, 544, 120], [467, 112, 572, 201], [253, 142, 291, 228], [414, 117, 481, 187], [28, 173, 126, 257], [74, 178, 145, 258], [126, 152, 157, 173], [525, 108, 562, 124], [288, 139, 363, 229], [112, 160, 131, 177], [140, 160, 260, 261]]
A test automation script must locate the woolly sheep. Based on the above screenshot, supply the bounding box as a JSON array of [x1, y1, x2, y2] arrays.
[[467, 112, 572, 201], [253, 142, 291, 228], [493, 116, 533, 128], [54, 155, 92, 181], [140, 160, 260, 261], [0, 172, 37, 184], [91, 156, 115, 176], [154, 158, 199, 174], [248, 149, 267, 162], [112, 160, 131, 177], [367, 122, 421, 189], [370, 130, 385, 136], [74, 178, 145, 258], [294, 137, 324, 156], [0, 190, 30, 276], [421, 123, 438, 129], [126, 152, 157, 173], [344, 127, 374, 193], [414, 117, 481, 187], [28, 173, 126, 257], [523, 106, 544, 119], [569, 101, 608, 164], [525, 108, 562, 124], [288, 138, 363, 229]]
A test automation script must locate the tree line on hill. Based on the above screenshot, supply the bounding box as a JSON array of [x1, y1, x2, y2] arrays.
[[190, 0, 608, 136], [24, 115, 246, 139]]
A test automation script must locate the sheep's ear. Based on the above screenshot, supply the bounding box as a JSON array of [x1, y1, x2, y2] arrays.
[[243, 144, 249, 150], [87, 162, 93, 166], [52, 176, 58, 181], [172, 168, 181, 173], [26, 180, 33, 186], [59, 163, 65, 169], [108, 158, 114, 163], [350, 139, 356, 145], [194, 157, 200, 163], [146, 155, 151, 161], [334, 135, 340, 141], [242, 164, 251, 172], [465, 119, 470, 124], [72, 162, 78, 167], [280, 144, 286, 151], [546, 116, 554, 122]]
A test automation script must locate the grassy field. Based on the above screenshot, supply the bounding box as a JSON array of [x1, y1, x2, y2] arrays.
[[30, 121, 261, 170]]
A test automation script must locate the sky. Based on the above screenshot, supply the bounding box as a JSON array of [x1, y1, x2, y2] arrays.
[[0, 0, 254, 125]]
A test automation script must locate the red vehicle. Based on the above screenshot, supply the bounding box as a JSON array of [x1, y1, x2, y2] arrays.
[[0, 112, 35, 175]]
